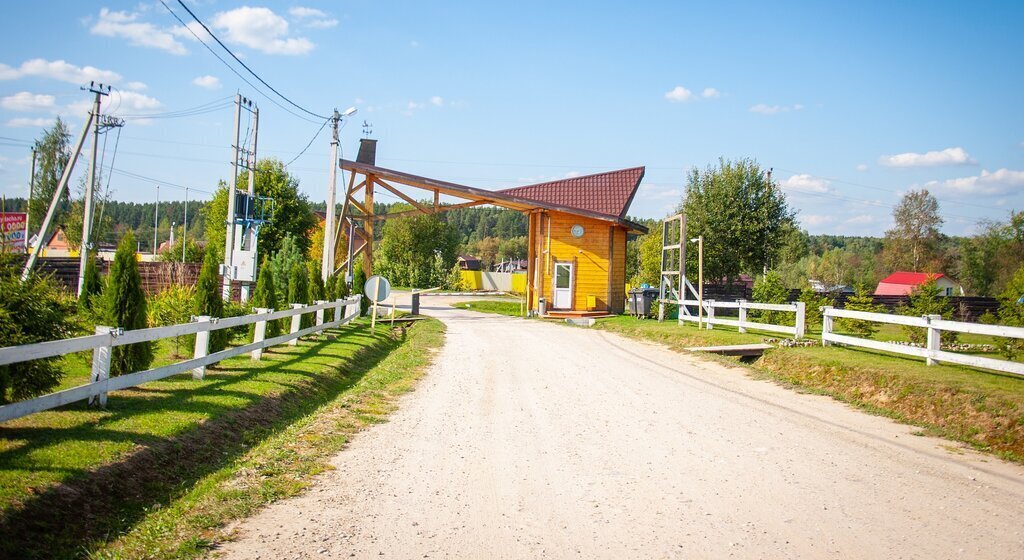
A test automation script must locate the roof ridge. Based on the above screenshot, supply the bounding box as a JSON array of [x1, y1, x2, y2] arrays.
[[499, 166, 645, 191]]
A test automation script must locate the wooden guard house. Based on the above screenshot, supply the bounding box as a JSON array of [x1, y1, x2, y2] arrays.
[[337, 139, 648, 317]]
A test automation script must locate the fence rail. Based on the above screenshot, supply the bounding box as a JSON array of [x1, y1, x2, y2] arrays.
[[0, 296, 362, 423], [677, 299, 806, 338], [821, 306, 1024, 377]]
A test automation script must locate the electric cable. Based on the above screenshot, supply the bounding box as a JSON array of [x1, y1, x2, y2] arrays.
[[285, 117, 330, 168]]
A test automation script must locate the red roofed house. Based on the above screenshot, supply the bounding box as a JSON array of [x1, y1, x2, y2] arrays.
[[875, 272, 962, 296]]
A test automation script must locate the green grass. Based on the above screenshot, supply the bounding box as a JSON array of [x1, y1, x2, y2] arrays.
[[593, 315, 1024, 463], [0, 317, 444, 559], [451, 299, 526, 318]]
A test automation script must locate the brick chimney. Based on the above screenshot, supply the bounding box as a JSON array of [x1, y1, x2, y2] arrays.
[[356, 138, 377, 165]]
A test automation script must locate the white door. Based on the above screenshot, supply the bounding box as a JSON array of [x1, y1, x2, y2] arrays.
[[552, 262, 573, 309]]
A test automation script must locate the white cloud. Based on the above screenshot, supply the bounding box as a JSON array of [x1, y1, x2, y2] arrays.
[[67, 90, 161, 116], [701, 87, 720, 99], [430, 96, 444, 107], [289, 6, 338, 28], [1, 92, 56, 112], [779, 174, 831, 194], [90, 8, 188, 55], [802, 215, 834, 227], [6, 117, 54, 128], [664, 86, 696, 103], [192, 75, 221, 90], [844, 214, 876, 225], [925, 168, 1024, 196], [171, 21, 208, 42], [855, 163, 868, 172], [749, 103, 803, 115], [212, 7, 314, 55], [0, 58, 121, 85], [879, 147, 975, 168], [124, 81, 147, 91], [563, 171, 582, 179]]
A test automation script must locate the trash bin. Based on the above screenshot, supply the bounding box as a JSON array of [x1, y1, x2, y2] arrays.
[[411, 292, 420, 315], [538, 297, 547, 316], [627, 288, 660, 318]]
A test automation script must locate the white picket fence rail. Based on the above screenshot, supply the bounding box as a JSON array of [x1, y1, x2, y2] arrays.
[[821, 306, 1024, 377], [0, 295, 363, 423], [677, 299, 806, 339]]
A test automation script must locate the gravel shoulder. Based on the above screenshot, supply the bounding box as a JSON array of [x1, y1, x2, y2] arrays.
[[215, 297, 1024, 559]]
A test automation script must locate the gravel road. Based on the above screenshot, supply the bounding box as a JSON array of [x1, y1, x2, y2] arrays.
[[216, 298, 1024, 559]]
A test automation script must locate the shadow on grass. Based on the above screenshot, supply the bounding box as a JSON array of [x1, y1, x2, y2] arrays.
[[0, 323, 405, 560]]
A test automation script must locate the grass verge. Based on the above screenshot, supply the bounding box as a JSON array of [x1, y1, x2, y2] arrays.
[[451, 299, 525, 318], [594, 315, 1024, 464], [0, 318, 444, 559]]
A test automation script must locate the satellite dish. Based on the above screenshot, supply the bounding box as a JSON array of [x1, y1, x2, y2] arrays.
[[364, 275, 391, 303]]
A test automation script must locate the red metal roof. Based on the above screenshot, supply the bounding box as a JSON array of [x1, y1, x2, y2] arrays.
[[497, 167, 645, 219], [879, 272, 945, 285]]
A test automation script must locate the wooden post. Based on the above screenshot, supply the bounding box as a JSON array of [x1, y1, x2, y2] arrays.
[[289, 304, 304, 346], [251, 308, 270, 360], [89, 325, 115, 406], [192, 315, 211, 379], [704, 299, 715, 330], [794, 302, 806, 340], [821, 306, 834, 346], [737, 299, 747, 333], [370, 276, 381, 333], [362, 174, 374, 276], [926, 314, 941, 366]]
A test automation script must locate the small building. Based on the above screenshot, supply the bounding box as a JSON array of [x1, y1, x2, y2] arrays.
[[457, 255, 482, 271], [809, 279, 855, 295], [875, 271, 962, 296], [40, 226, 72, 257]]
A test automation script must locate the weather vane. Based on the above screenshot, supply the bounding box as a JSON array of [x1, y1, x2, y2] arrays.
[[362, 120, 373, 138]]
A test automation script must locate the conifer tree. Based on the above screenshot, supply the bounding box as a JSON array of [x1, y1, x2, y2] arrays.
[[250, 257, 281, 338], [100, 233, 154, 375], [352, 261, 367, 315], [288, 262, 310, 328], [307, 261, 326, 303], [78, 251, 103, 312], [194, 244, 227, 352]]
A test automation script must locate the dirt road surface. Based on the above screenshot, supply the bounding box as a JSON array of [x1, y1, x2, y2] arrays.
[[216, 298, 1024, 559]]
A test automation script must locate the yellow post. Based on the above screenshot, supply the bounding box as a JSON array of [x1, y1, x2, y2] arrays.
[[697, 235, 704, 330]]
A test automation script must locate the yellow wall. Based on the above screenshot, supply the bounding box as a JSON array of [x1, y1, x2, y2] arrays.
[[529, 211, 626, 313], [459, 270, 527, 293]]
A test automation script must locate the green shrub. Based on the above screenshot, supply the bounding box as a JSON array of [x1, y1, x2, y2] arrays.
[[266, 235, 305, 306], [994, 264, 1024, 358], [249, 257, 281, 338], [838, 284, 885, 337], [148, 285, 195, 357], [0, 256, 76, 403], [797, 287, 833, 329], [194, 245, 227, 353], [751, 271, 790, 325], [352, 261, 367, 315], [78, 251, 102, 312], [307, 261, 326, 303], [98, 233, 154, 375], [288, 262, 310, 328], [898, 279, 957, 345]]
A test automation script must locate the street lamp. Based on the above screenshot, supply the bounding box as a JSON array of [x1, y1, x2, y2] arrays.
[[689, 236, 704, 329]]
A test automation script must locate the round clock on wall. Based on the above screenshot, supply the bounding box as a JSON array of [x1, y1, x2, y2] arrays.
[[571, 224, 585, 238]]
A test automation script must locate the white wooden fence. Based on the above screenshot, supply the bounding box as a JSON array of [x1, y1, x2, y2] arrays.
[[0, 296, 362, 423], [821, 306, 1024, 377], [678, 299, 806, 339]]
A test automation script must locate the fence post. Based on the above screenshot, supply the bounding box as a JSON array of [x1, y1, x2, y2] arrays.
[[192, 315, 211, 380], [289, 304, 304, 346], [737, 299, 747, 333], [89, 325, 115, 407], [334, 298, 343, 323], [821, 306, 833, 346], [704, 299, 715, 330], [251, 308, 271, 361], [926, 314, 941, 366], [315, 300, 327, 330], [794, 301, 806, 340]]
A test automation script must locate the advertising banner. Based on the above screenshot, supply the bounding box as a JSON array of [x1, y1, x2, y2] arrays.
[[0, 212, 28, 251]]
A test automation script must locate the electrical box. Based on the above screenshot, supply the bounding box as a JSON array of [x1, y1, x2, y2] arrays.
[[231, 248, 257, 282]]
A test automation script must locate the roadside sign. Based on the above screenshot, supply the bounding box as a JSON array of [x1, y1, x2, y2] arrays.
[[0, 212, 27, 251], [364, 275, 391, 303]]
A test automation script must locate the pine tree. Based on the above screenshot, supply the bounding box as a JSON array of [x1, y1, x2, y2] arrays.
[[78, 251, 103, 312], [250, 257, 281, 338], [100, 232, 154, 375], [194, 244, 227, 352], [307, 261, 326, 303], [899, 279, 956, 345], [839, 284, 885, 337], [288, 262, 310, 328], [352, 261, 367, 315]]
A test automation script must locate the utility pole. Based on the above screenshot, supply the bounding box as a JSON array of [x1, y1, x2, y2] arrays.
[[222, 94, 243, 301], [77, 84, 109, 295], [24, 146, 36, 253], [322, 109, 340, 283], [154, 185, 159, 256]]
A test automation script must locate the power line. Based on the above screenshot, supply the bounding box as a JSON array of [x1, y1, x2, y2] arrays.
[[285, 117, 330, 168], [171, 0, 330, 121], [103, 165, 216, 196], [158, 0, 323, 125]]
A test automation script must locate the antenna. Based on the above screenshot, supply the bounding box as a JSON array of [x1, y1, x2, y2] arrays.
[[362, 120, 373, 138]]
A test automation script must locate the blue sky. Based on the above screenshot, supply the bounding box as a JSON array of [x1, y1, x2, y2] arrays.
[[0, 1, 1021, 236]]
